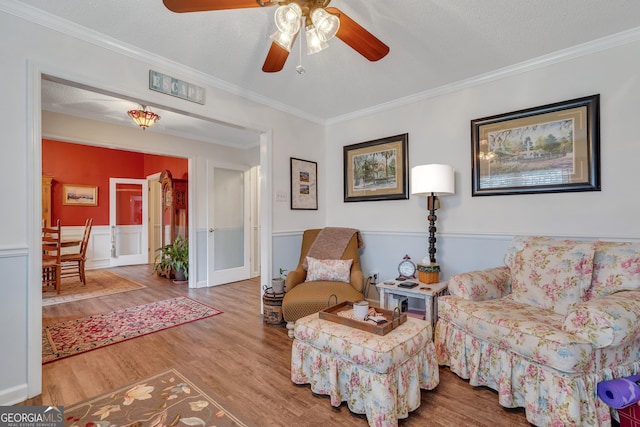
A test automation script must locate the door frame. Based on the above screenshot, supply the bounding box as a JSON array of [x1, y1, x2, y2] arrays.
[[207, 165, 251, 286], [28, 64, 274, 401], [109, 177, 149, 267]]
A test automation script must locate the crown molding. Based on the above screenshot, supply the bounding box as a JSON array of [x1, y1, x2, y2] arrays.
[[4, 0, 640, 127], [0, 0, 324, 125], [326, 26, 640, 126]]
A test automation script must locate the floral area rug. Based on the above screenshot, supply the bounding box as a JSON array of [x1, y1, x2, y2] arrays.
[[43, 297, 222, 363], [64, 368, 252, 427], [43, 270, 146, 306]]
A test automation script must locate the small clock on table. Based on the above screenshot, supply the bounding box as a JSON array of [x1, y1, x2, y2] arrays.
[[396, 255, 417, 281]]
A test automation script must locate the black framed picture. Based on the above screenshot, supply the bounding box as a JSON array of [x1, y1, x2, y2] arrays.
[[290, 157, 317, 210], [471, 95, 600, 196], [343, 133, 409, 202]]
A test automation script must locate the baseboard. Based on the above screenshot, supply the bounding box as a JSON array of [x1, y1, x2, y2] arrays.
[[0, 383, 28, 406]]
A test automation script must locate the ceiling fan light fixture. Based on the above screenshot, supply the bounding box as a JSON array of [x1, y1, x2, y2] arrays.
[[270, 29, 295, 52], [305, 25, 328, 55], [274, 3, 302, 35], [311, 8, 340, 41], [127, 105, 160, 130]]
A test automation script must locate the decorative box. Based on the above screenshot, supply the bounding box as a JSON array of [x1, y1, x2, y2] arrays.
[[417, 263, 440, 284]]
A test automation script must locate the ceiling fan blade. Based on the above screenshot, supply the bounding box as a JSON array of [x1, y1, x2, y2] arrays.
[[163, 0, 275, 13], [326, 7, 389, 62], [262, 42, 290, 73]]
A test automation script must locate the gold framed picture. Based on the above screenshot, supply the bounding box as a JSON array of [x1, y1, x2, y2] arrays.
[[471, 95, 600, 196], [62, 184, 98, 206], [343, 133, 409, 202]]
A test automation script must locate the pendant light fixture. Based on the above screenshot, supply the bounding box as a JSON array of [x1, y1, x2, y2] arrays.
[[127, 105, 160, 130]]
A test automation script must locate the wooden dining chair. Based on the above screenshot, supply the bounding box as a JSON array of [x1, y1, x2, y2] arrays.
[[60, 218, 93, 285], [42, 219, 62, 294]]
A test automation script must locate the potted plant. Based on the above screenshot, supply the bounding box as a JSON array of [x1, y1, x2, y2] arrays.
[[271, 268, 287, 294], [153, 235, 189, 283]]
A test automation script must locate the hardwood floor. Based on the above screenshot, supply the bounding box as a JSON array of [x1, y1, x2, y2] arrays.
[[32, 265, 533, 426]]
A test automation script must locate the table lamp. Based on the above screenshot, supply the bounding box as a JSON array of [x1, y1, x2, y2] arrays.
[[411, 164, 455, 281]]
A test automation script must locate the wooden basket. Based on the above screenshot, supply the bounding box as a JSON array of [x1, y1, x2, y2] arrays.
[[417, 263, 440, 284]]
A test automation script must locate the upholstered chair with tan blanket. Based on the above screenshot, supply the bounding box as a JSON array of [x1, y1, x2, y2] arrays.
[[282, 228, 364, 337]]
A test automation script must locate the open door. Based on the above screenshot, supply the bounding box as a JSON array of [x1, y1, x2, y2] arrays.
[[208, 166, 250, 285], [109, 178, 149, 266]]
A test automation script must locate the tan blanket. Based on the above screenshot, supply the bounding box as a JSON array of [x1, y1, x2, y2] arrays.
[[303, 227, 364, 269]]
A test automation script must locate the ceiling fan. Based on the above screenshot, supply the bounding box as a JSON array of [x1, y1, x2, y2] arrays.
[[162, 0, 390, 72]]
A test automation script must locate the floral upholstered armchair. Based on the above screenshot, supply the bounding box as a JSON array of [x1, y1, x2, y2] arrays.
[[435, 236, 640, 426]]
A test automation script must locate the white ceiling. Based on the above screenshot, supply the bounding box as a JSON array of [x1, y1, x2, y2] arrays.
[[11, 0, 640, 147]]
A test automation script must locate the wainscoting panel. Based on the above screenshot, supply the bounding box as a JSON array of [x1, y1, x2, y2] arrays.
[[273, 230, 640, 306], [272, 231, 514, 303], [196, 228, 207, 287], [0, 249, 29, 405], [77, 225, 112, 270], [272, 232, 304, 278]]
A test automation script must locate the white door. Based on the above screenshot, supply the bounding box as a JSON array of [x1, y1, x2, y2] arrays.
[[208, 166, 250, 285], [109, 178, 149, 266]]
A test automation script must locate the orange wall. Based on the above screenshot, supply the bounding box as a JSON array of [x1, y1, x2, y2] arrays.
[[42, 139, 187, 226], [144, 153, 188, 180]]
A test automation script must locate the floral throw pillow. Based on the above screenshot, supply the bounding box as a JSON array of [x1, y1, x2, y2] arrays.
[[511, 242, 595, 315], [504, 236, 584, 270], [305, 256, 353, 283], [589, 241, 640, 298]]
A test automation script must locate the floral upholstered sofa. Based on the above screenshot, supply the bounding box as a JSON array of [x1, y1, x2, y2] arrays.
[[435, 236, 640, 426]]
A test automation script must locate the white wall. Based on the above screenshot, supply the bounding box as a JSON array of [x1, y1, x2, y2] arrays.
[[0, 7, 324, 405], [323, 39, 640, 299], [4, 1, 640, 406]]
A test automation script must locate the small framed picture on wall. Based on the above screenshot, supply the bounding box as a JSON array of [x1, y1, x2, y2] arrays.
[[290, 158, 318, 210], [62, 184, 98, 206]]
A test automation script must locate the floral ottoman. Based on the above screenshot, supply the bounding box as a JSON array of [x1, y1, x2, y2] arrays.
[[291, 313, 439, 426]]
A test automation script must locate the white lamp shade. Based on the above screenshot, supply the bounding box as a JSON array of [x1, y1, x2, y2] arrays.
[[411, 164, 455, 196]]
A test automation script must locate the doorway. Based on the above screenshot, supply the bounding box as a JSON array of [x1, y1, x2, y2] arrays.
[[109, 178, 149, 266], [31, 71, 272, 404], [208, 166, 251, 285]]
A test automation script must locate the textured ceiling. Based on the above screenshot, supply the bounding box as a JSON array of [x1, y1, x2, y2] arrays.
[[9, 0, 640, 146]]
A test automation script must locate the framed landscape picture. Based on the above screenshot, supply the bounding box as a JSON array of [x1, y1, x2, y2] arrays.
[[62, 184, 98, 206], [290, 157, 317, 210], [471, 95, 600, 196], [343, 134, 409, 202]]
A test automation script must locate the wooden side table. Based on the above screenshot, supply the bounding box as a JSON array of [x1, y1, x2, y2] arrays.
[[376, 280, 448, 331]]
